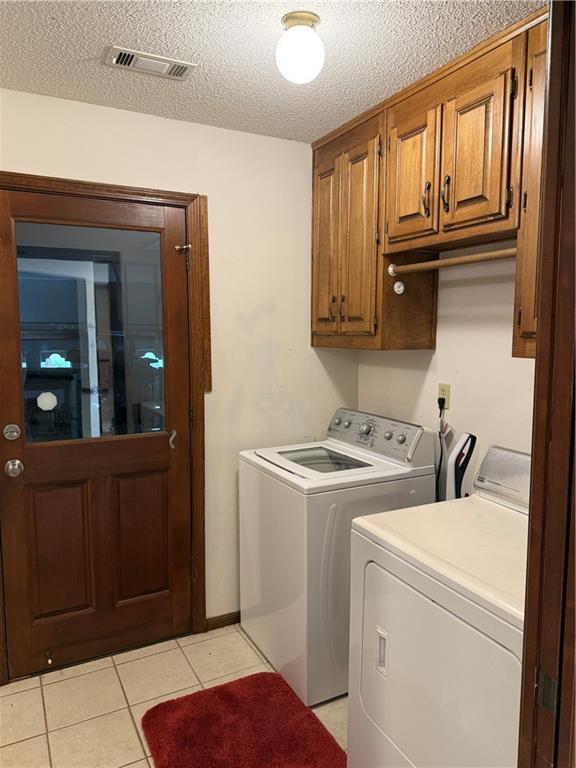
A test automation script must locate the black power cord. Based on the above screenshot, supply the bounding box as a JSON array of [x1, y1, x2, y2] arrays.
[[436, 397, 446, 502]]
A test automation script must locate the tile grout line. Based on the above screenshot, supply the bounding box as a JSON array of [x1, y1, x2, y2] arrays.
[[38, 673, 54, 768], [111, 656, 149, 761], [40, 659, 114, 687]]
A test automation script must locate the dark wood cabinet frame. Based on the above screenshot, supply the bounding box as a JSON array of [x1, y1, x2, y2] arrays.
[[0, 171, 212, 681]]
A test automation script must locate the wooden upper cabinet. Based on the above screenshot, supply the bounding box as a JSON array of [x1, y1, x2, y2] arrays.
[[312, 155, 340, 334], [387, 107, 441, 242], [441, 70, 514, 230], [339, 135, 380, 335], [513, 21, 547, 358]]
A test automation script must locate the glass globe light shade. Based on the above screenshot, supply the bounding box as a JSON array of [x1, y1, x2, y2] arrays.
[[276, 24, 325, 84]]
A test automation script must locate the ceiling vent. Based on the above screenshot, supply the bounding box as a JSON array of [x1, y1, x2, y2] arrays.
[[105, 46, 195, 81]]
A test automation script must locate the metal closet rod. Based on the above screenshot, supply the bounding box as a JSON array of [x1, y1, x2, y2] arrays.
[[388, 246, 517, 277]]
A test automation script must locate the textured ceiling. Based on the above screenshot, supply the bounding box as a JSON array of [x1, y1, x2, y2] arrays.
[[0, 0, 543, 143]]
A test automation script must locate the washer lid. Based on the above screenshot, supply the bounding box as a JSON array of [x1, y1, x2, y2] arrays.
[[353, 495, 528, 628]]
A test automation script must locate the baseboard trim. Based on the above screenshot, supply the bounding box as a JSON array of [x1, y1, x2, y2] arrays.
[[205, 611, 240, 631]]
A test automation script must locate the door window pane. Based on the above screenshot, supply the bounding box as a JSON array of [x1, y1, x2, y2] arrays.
[[16, 222, 164, 442]]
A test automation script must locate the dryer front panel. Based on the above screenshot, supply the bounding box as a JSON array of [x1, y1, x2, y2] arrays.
[[360, 561, 522, 767]]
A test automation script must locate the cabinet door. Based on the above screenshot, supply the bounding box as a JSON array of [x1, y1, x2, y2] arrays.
[[339, 135, 380, 335], [312, 156, 340, 334], [513, 23, 547, 358], [441, 70, 513, 229], [387, 107, 441, 242]]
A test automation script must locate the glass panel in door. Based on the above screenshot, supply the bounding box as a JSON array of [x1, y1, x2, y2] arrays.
[[15, 222, 164, 442]]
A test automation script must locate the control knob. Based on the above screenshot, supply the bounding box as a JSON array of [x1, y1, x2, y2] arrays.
[[396, 433, 407, 444], [333, 417, 342, 425], [383, 431, 393, 440], [359, 422, 373, 437], [344, 420, 352, 428]]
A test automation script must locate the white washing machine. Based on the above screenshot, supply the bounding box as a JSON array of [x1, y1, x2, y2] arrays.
[[348, 446, 531, 768], [239, 409, 435, 706]]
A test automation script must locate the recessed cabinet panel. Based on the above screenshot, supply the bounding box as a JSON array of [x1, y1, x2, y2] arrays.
[[387, 107, 441, 242], [29, 483, 94, 620], [340, 138, 379, 335], [441, 71, 513, 229], [312, 160, 340, 334], [513, 22, 547, 358]]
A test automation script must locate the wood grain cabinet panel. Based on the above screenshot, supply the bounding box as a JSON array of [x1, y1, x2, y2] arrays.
[[441, 70, 513, 229], [387, 107, 441, 242], [340, 136, 380, 335], [513, 21, 547, 358], [312, 157, 340, 334]]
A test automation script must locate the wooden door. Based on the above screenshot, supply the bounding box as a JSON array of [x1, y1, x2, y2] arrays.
[[441, 70, 514, 230], [0, 189, 192, 678], [339, 135, 380, 335], [513, 23, 547, 358], [312, 155, 341, 334], [386, 106, 441, 242]]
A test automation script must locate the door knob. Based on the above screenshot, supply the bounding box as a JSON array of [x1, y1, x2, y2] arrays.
[[4, 459, 24, 478]]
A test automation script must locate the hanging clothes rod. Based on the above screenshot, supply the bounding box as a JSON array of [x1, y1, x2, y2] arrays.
[[388, 246, 517, 277]]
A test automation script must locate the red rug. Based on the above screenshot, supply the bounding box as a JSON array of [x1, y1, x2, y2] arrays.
[[141, 671, 346, 768]]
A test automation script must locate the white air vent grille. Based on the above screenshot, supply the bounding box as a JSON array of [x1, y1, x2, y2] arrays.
[[105, 46, 195, 81]]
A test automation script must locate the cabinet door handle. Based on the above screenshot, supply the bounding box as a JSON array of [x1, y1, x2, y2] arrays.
[[339, 295, 346, 322], [328, 295, 337, 322], [421, 181, 431, 217], [441, 175, 451, 213]]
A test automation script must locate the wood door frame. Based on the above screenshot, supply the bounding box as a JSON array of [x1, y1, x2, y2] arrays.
[[0, 171, 211, 682], [518, 2, 575, 766]]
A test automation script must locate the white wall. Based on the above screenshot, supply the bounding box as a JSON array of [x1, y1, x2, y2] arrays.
[[0, 88, 358, 617], [359, 246, 535, 494]]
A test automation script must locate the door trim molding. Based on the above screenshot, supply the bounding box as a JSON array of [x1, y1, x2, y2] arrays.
[[0, 171, 211, 678]]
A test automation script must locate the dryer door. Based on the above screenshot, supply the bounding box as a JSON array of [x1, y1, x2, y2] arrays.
[[360, 562, 522, 767]]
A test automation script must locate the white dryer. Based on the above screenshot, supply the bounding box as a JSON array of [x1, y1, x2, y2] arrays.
[[348, 446, 531, 768], [239, 409, 435, 706]]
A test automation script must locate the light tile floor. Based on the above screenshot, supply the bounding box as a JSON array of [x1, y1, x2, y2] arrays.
[[0, 624, 347, 767]]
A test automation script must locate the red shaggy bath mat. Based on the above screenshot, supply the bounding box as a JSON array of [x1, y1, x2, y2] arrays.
[[141, 671, 346, 768]]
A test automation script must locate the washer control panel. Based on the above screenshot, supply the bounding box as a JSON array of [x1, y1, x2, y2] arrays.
[[327, 409, 431, 466]]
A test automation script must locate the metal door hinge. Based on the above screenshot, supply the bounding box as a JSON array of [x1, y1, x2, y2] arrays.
[[511, 73, 518, 99], [506, 187, 514, 209], [528, 68, 533, 90], [537, 670, 558, 715]]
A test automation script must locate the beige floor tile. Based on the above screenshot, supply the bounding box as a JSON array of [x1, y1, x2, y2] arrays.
[[312, 695, 348, 750], [0, 677, 39, 698], [202, 663, 271, 689], [0, 688, 45, 747], [182, 631, 260, 683], [44, 667, 127, 731], [116, 649, 198, 705], [49, 709, 144, 768], [0, 734, 50, 768], [237, 628, 270, 662], [41, 656, 113, 685], [129, 685, 201, 756], [113, 639, 179, 666], [177, 624, 237, 648]]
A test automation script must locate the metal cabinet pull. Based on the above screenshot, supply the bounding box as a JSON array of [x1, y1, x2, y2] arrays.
[[339, 295, 346, 322], [328, 295, 337, 322], [421, 181, 431, 217], [441, 175, 451, 213]]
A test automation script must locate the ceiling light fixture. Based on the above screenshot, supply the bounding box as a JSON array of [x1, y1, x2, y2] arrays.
[[275, 11, 325, 84]]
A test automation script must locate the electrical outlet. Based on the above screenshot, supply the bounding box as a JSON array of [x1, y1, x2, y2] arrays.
[[438, 383, 451, 409]]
